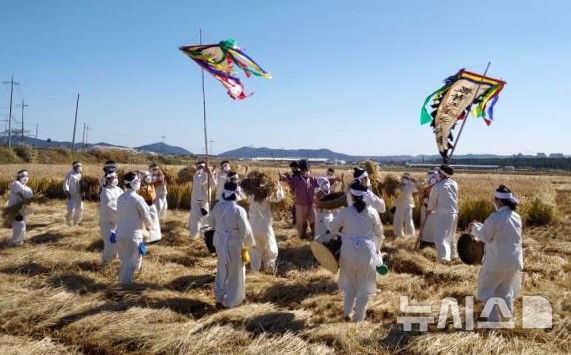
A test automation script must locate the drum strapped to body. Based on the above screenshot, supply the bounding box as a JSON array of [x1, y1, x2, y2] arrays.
[[310, 232, 342, 274], [457, 233, 485, 265], [202, 227, 216, 254], [318, 191, 348, 210]]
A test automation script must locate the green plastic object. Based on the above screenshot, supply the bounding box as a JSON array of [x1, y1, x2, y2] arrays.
[[376, 263, 389, 275]]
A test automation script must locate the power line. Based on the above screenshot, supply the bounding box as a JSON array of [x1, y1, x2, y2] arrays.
[[15, 98, 29, 143]]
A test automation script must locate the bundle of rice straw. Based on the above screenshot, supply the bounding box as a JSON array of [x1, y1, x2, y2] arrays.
[[2, 196, 47, 228], [240, 170, 277, 202], [382, 174, 401, 199], [364, 160, 383, 196]]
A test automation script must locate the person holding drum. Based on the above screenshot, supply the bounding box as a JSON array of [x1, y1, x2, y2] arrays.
[[209, 182, 256, 308], [328, 181, 385, 322], [138, 171, 162, 243], [6, 170, 33, 246], [470, 185, 523, 321], [422, 165, 458, 263]]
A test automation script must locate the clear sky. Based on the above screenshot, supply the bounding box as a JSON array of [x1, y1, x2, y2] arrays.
[[1, 0, 569, 156]]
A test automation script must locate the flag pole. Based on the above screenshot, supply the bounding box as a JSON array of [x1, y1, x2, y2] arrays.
[[447, 61, 491, 163], [199, 29, 212, 201]]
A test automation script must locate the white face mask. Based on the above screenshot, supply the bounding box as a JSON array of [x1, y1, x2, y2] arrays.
[[130, 181, 141, 191], [144, 176, 152, 184], [74, 166, 83, 173], [111, 178, 119, 187], [222, 164, 230, 172], [197, 168, 204, 174], [19, 176, 29, 184]]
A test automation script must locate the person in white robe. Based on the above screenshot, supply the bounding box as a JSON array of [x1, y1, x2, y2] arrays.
[[99, 172, 123, 266], [138, 171, 162, 243], [422, 165, 458, 262], [150, 163, 168, 219], [7, 170, 33, 246], [116, 172, 153, 284], [247, 181, 284, 273], [393, 173, 418, 238], [471, 185, 523, 321], [314, 176, 335, 237], [329, 181, 385, 322], [63, 161, 84, 226], [348, 168, 386, 214], [209, 182, 256, 308], [188, 161, 216, 239], [214, 160, 232, 201]]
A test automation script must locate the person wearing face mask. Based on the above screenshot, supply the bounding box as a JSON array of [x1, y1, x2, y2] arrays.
[[116, 172, 153, 284], [63, 161, 84, 226], [149, 163, 168, 219], [7, 170, 34, 246], [281, 159, 318, 239], [392, 173, 418, 238], [214, 161, 232, 201], [423, 164, 458, 263], [189, 161, 216, 239], [348, 168, 386, 214], [100, 160, 118, 187], [470, 185, 522, 321], [209, 182, 255, 308], [328, 181, 385, 322], [314, 176, 335, 237], [138, 171, 162, 243], [99, 172, 123, 266]]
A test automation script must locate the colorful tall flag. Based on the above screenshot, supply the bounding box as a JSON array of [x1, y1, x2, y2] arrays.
[[180, 39, 272, 100], [420, 69, 506, 161]]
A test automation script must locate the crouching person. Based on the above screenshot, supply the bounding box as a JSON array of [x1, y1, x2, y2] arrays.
[[471, 185, 523, 322], [116, 172, 152, 285], [209, 182, 255, 308], [329, 181, 385, 322], [7, 170, 33, 246]]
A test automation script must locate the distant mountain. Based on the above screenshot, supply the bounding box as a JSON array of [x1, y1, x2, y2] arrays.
[[135, 142, 193, 156], [219, 146, 354, 161]]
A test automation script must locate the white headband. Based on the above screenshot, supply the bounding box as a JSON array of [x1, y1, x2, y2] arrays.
[[350, 188, 368, 197], [73, 163, 82, 168], [125, 175, 139, 185], [355, 171, 368, 181], [494, 191, 513, 200], [106, 172, 118, 179], [17, 171, 28, 178]]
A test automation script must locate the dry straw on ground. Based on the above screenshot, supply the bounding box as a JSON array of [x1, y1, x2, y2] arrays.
[[0, 168, 570, 354]]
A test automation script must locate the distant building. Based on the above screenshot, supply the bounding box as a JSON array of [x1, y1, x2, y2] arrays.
[[537, 153, 547, 158], [549, 153, 564, 158]]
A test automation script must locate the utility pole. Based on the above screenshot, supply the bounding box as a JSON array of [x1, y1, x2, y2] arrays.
[[85, 125, 90, 146], [160, 134, 166, 155], [35, 123, 38, 139], [16, 99, 29, 143], [71, 94, 80, 156], [2, 74, 20, 149], [82, 122, 86, 147]]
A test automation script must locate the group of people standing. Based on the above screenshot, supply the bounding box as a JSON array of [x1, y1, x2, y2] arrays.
[[4, 160, 523, 322]]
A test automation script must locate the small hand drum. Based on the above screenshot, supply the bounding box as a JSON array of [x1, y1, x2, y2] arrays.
[[457, 233, 485, 265], [310, 232, 342, 274]]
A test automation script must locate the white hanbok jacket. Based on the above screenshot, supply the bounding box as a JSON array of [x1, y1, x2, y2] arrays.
[[329, 205, 385, 298]]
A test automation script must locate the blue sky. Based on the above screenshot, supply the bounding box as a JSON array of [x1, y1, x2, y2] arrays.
[[1, 0, 569, 156]]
